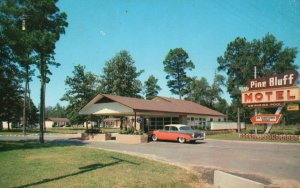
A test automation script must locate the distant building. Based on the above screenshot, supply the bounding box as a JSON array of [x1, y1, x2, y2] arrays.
[[45, 117, 70, 128], [102, 118, 121, 128]]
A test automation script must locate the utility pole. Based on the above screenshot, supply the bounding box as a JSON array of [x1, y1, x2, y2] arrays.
[[254, 66, 257, 134], [237, 107, 240, 133], [22, 14, 27, 136]]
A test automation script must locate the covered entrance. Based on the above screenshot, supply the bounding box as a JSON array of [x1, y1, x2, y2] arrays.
[[79, 94, 225, 132]]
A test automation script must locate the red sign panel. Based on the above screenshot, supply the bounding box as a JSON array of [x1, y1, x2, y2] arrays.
[[250, 114, 282, 124], [242, 86, 300, 104], [247, 71, 298, 90]]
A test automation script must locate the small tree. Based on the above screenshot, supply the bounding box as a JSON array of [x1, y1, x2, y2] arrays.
[[163, 48, 195, 99], [61, 65, 99, 126], [186, 77, 210, 105], [144, 75, 161, 100], [100, 50, 143, 98]]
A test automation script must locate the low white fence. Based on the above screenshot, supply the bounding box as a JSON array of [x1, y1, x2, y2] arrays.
[[208, 122, 245, 130]]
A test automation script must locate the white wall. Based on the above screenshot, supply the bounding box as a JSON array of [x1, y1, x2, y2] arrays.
[[2, 121, 9, 129], [45, 121, 53, 129], [187, 115, 224, 126], [209, 122, 245, 130]]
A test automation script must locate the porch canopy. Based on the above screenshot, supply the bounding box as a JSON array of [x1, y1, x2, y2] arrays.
[[79, 94, 224, 118]]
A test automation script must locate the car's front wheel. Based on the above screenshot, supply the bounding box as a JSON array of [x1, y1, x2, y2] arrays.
[[178, 137, 185, 143], [152, 134, 158, 142]]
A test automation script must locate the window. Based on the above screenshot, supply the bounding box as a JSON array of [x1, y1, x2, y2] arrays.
[[170, 126, 178, 131], [210, 118, 213, 122], [171, 117, 179, 124], [179, 126, 191, 131], [164, 117, 171, 125], [218, 118, 221, 122]]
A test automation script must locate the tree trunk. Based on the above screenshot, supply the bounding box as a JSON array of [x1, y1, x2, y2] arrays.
[[0, 121, 2, 130], [22, 65, 29, 136], [8, 121, 10, 131], [39, 57, 45, 144]]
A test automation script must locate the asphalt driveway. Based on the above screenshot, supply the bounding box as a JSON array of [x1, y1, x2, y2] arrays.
[[1, 134, 300, 187]]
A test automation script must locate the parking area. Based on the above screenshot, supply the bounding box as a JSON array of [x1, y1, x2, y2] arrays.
[[1, 134, 300, 187]]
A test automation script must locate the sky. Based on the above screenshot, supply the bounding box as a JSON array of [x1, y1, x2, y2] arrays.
[[29, 0, 300, 107]]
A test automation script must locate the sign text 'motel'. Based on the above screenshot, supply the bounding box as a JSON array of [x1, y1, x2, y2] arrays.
[[242, 86, 300, 104], [247, 71, 298, 90]]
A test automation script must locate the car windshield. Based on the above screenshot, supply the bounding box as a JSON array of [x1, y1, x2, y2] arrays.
[[179, 126, 191, 131]]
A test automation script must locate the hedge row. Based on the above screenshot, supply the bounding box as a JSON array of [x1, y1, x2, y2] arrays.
[[239, 134, 300, 141]]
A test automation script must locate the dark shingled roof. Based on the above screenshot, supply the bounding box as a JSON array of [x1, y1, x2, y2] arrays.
[[101, 94, 224, 117]]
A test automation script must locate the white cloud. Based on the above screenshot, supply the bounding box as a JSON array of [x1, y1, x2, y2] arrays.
[[100, 30, 106, 36]]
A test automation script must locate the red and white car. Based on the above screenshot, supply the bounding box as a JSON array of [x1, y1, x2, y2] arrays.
[[148, 124, 205, 143]]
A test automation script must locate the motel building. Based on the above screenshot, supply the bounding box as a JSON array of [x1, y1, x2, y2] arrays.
[[79, 94, 225, 132]]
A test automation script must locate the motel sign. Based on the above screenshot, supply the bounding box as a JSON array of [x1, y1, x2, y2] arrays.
[[242, 86, 300, 104], [242, 71, 300, 105]]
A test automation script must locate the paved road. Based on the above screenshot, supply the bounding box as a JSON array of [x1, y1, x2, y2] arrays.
[[1, 134, 300, 187]]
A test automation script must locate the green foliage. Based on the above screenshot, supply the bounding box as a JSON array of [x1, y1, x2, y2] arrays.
[[186, 77, 210, 104], [163, 48, 195, 99], [46, 103, 66, 118], [84, 129, 102, 134], [27, 98, 39, 125], [100, 50, 143, 98], [217, 33, 298, 103], [61, 65, 99, 125], [120, 126, 143, 135], [186, 74, 228, 114], [144, 75, 161, 100], [0, 35, 23, 126], [217, 34, 298, 123], [0, 0, 68, 142]]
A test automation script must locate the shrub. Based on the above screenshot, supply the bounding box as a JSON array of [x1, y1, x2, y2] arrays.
[[85, 129, 102, 134], [294, 130, 300, 135], [120, 126, 144, 135]]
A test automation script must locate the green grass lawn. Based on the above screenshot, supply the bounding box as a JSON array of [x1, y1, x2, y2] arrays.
[[242, 124, 300, 134], [206, 124, 300, 143], [0, 128, 86, 135], [0, 127, 121, 136], [206, 133, 300, 143], [0, 141, 208, 188]]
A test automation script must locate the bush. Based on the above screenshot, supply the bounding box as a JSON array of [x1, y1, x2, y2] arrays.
[[85, 129, 102, 134], [120, 126, 144, 135], [294, 130, 300, 135]]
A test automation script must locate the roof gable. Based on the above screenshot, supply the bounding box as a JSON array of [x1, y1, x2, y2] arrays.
[[88, 94, 225, 117]]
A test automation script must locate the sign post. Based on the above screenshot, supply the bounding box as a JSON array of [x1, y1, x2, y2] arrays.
[[241, 71, 299, 134]]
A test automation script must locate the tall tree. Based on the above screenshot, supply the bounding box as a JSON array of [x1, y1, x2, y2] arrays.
[[186, 74, 227, 112], [61, 65, 99, 125], [163, 48, 195, 99], [0, 33, 23, 130], [144, 75, 161, 100], [100, 50, 143, 98], [21, 0, 68, 143], [217, 34, 298, 123], [186, 77, 210, 105], [0, 0, 36, 134], [206, 74, 225, 109], [217, 34, 298, 103]]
